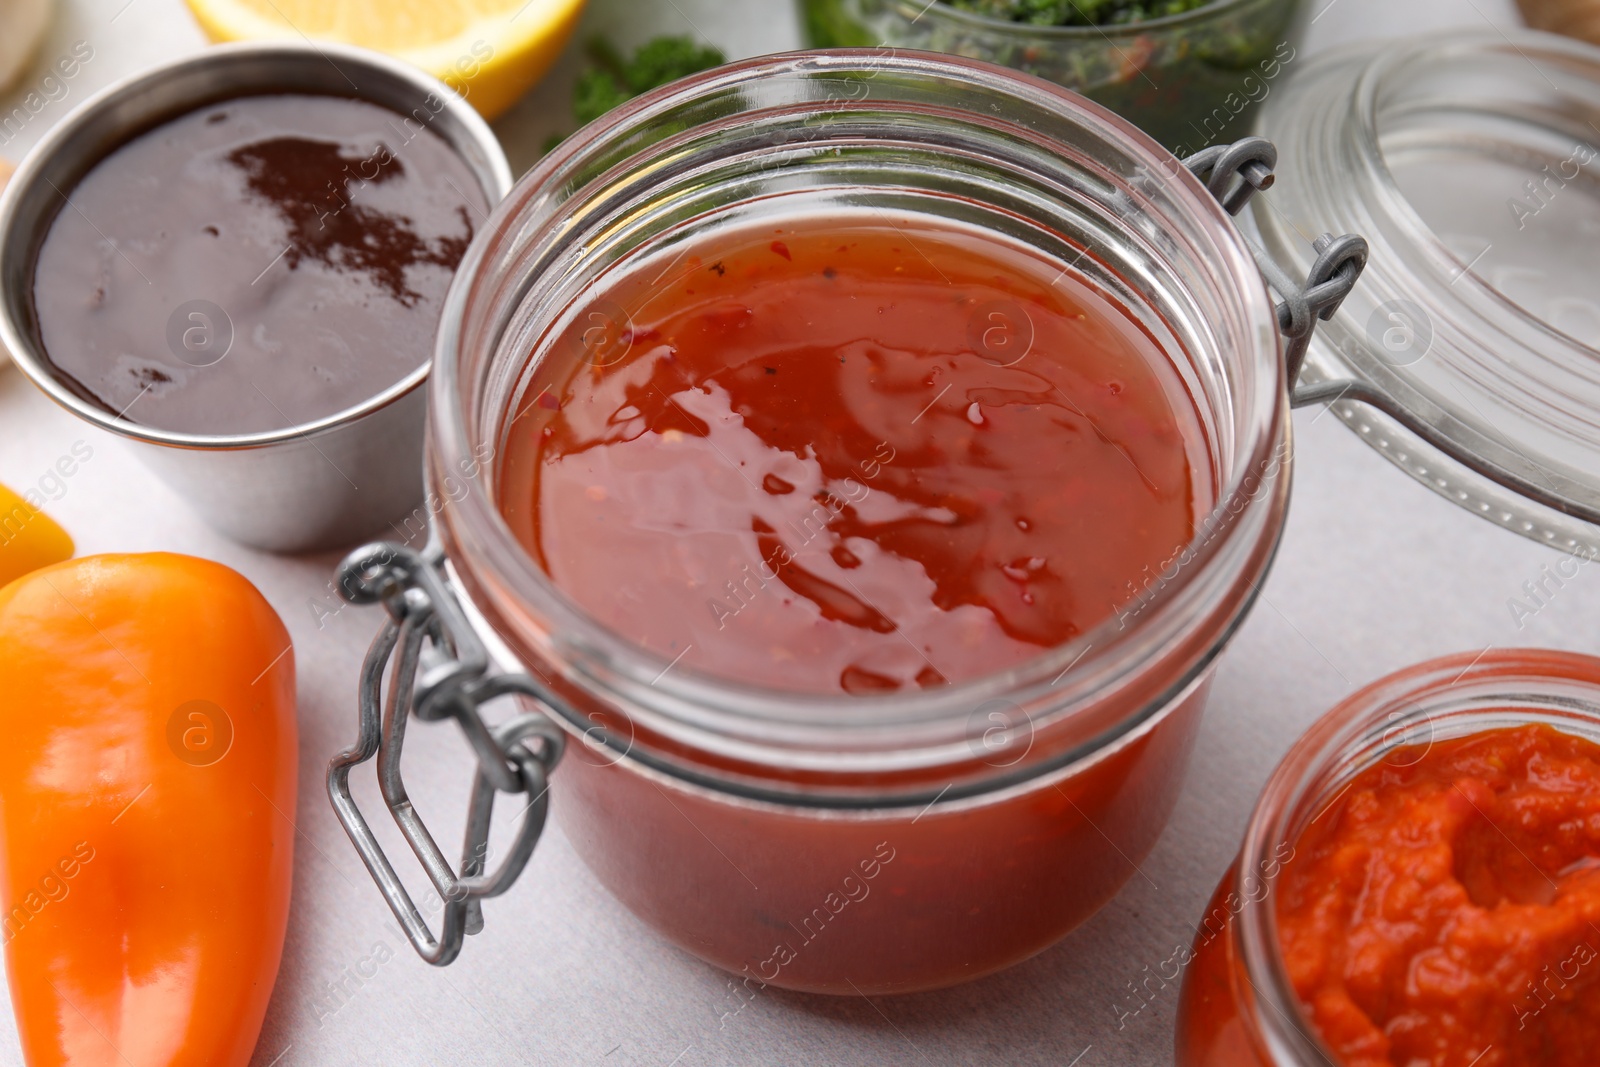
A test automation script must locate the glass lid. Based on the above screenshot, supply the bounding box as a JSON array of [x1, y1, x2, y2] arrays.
[[1252, 30, 1600, 555]]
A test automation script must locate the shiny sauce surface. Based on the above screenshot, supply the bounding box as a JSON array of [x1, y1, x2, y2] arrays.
[[499, 219, 1210, 694], [32, 94, 485, 435]]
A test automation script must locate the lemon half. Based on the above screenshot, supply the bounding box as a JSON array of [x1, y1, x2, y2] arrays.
[[185, 0, 588, 119]]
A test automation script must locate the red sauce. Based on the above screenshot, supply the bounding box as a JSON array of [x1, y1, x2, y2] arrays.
[[557, 675, 1211, 993], [498, 217, 1208, 693], [1279, 725, 1600, 1067]]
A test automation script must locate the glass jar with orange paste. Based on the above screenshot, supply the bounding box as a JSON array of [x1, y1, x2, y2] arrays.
[[1176, 649, 1600, 1067], [327, 50, 1348, 991]]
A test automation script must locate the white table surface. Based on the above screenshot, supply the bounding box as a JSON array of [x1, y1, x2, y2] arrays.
[[3, 0, 1583, 1065]]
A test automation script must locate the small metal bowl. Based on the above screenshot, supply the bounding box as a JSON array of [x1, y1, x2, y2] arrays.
[[0, 41, 512, 553]]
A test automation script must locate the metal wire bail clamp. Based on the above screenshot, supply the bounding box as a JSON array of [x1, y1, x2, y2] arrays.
[[327, 541, 568, 965], [1183, 136, 1370, 395]]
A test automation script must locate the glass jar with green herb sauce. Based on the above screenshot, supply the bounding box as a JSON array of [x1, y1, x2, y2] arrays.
[[800, 0, 1308, 153]]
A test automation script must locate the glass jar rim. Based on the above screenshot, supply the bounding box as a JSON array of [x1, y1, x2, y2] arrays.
[[1349, 33, 1600, 358], [429, 48, 1287, 790], [1253, 30, 1600, 554], [1226, 647, 1600, 1064]]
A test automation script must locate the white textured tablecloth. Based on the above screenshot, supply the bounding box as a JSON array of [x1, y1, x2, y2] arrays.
[[4, 0, 1580, 1064]]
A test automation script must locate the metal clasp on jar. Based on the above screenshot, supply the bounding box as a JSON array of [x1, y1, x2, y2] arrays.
[[326, 542, 569, 966], [1183, 136, 1370, 393]]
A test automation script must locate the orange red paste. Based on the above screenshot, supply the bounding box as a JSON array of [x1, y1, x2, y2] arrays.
[[1279, 724, 1600, 1067]]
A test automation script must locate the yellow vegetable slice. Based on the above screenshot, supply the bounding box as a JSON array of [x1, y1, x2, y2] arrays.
[[184, 0, 588, 119], [0, 481, 74, 590]]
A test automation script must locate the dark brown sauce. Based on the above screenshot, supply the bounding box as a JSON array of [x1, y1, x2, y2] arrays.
[[31, 94, 487, 435]]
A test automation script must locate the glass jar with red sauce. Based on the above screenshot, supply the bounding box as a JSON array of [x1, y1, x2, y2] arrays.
[[330, 50, 1319, 992], [1175, 649, 1600, 1067]]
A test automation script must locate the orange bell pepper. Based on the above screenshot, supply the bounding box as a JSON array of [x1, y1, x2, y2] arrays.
[[0, 553, 297, 1067], [0, 480, 74, 590]]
